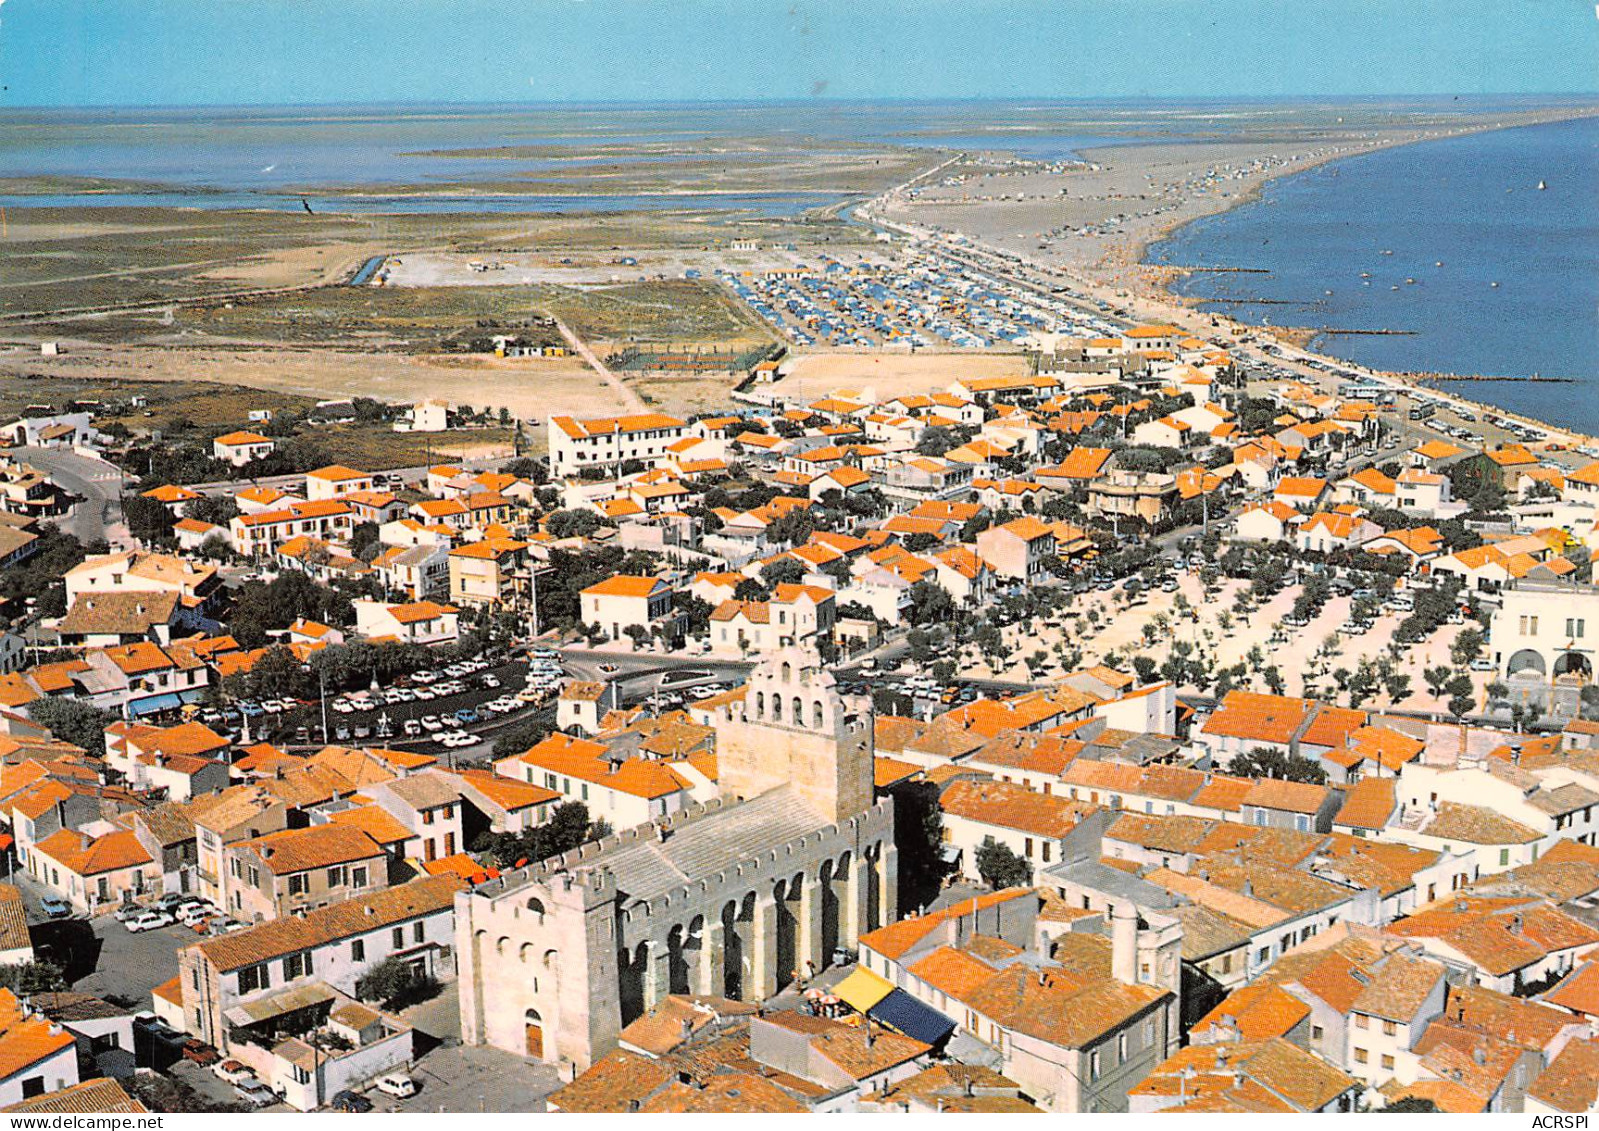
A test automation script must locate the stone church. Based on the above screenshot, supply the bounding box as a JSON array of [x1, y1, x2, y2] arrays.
[[455, 646, 898, 1074]]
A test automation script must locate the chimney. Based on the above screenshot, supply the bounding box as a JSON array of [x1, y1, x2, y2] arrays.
[[1472, 1047, 1485, 1066], [1510, 914, 1523, 934], [1112, 902, 1139, 984], [1215, 1048, 1228, 1070]]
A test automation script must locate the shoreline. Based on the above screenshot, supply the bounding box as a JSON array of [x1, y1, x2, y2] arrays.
[[883, 108, 1597, 447], [1133, 115, 1598, 443]]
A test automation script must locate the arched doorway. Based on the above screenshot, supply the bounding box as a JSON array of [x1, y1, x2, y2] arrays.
[[524, 1008, 544, 1059], [1507, 649, 1547, 680], [1554, 652, 1592, 682]]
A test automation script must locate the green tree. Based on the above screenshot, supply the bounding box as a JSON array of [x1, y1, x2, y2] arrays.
[[1449, 628, 1484, 668], [915, 426, 955, 457], [1227, 748, 1328, 785], [974, 839, 1032, 890], [1378, 1097, 1440, 1114], [27, 697, 113, 758], [0, 960, 66, 995], [123, 494, 175, 545], [355, 956, 440, 1010], [183, 494, 240, 526], [906, 581, 954, 627], [1445, 673, 1477, 720], [759, 558, 806, 589]]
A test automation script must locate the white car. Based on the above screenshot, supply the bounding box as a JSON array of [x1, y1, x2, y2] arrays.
[[125, 910, 174, 933], [176, 902, 213, 926], [213, 1059, 256, 1085], [420, 715, 444, 733], [332, 700, 355, 715], [375, 1073, 418, 1099]]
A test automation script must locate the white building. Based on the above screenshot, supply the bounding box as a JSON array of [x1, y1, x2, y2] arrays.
[[547, 413, 688, 477]]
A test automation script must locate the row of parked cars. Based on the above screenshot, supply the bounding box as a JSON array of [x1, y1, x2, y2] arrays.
[[114, 892, 247, 935]]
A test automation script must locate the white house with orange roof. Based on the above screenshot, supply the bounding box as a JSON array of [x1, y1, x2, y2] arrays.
[[139, 483, 200, 517], [976, 516, 1056, 582], [234, 484, 299, 514], [1234, 500, 1300, 544], [1396, 468, 1457, 517], [578, 575, 677, 643], [353, 599, 459, 645], [228, 499, 354, 557], [494, 732, 698, 828], [211, 430, 276, 467], [303, 465, 374, 502], [1295, 511, 1382, 554], [547, 413, 688, 477], [1121, 324, 1181, 352], [1274, 475, 1329, 512]]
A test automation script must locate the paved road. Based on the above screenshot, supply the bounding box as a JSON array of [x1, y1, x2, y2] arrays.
[[15, 445, 129, 546]]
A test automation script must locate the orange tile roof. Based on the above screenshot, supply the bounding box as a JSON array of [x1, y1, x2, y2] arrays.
[[237, 824, 384, 875], [33, 828, 152, 876], [581, 574, 667, 599], [942, 779, 1096, 839], [0, 988, 77, 1083]]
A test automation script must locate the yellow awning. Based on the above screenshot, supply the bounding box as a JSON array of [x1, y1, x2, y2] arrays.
[[833, 966, 894, 1014]]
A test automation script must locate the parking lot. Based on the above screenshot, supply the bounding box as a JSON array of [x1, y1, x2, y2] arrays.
[[181, 652, 563, 766]]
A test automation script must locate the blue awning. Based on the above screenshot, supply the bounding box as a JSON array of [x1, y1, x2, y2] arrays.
[[867, 989, 956, 1046], [127, 692, 183, 717]]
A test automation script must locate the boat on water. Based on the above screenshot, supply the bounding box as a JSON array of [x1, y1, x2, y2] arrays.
[[1406, 278, 1417, 285], [1490, 281, 1501, 288], [1538, 180, 1547, 190], [1434, 261, 1444, 267], [1381, 249, 1394, 255], [1360, 271, 1371, 278]]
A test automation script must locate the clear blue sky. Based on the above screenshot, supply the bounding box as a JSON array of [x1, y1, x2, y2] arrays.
[[4, 0, 1596, 108]]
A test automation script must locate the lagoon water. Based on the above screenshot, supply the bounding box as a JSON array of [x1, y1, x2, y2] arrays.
[[1149, 117, 1599, 433]]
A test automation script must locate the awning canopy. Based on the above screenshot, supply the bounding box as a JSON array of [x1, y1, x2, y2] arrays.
[[832, 966, 894, 1015], [127, 693, 184, 718], [223, 982, 337, 1028], [867, 989, 957, 1046]]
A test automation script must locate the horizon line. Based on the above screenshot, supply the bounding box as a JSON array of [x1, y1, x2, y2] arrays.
[[5, 92, 1599, 114]]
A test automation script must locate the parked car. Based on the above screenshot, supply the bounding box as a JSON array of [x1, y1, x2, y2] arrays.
[[126, 910, 174, 933], [182, 1039, 220, 1066], [375, 1073, 418, 1099], [329, 1091, 374, 1113], [176, 902, 213, 926], [40, 895, 72, 919], [213, 1059, 256, 1085], [234, 1081, 279, 1107], [1469, 658, 1496, 672]]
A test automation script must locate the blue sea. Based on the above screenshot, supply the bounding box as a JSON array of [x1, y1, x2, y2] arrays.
[[1148, 116, 1599, 433]]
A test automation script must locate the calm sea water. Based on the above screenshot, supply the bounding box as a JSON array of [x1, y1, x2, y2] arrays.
[[1149, 117, 1599, 432]]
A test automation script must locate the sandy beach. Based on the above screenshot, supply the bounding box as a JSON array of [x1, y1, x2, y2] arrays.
[[872, 106, 1599, 444]]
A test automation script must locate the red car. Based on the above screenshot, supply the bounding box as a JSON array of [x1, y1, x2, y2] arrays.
[[182, 1039, 220, 1067]]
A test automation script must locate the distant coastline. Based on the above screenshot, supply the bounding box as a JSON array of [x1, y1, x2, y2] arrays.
[[1141, 112, 1599, 436]]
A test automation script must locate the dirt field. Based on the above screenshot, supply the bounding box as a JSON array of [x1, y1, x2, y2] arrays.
[[0, 343, 637, 426], [775, 350, 1030, 401]]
